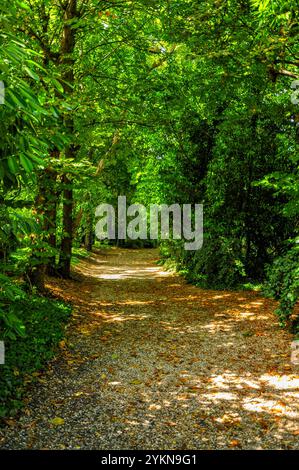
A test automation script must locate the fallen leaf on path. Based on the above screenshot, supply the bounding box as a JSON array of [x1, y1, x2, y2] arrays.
[[229, 439, 241, 448], [49, 417, 65, 426], [130, 379, 143, 385], [4, 419, 16, 427], [165, 421, 177, 427]]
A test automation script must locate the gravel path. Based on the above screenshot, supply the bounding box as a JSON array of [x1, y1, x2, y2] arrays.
[[1, 248, 298, 449]]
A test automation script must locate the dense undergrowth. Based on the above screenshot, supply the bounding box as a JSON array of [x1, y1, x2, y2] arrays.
[[160, 240, 299, 336], [0, 277, 71, 419]]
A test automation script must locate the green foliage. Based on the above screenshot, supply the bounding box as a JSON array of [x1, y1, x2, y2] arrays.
[[0, 274, 26, 340], [164, 236, 247, 289], [71, 247, 91, 266], [265, 243, 299, 330], [0, 294, 71, 418], [0, 1, 49, 186]]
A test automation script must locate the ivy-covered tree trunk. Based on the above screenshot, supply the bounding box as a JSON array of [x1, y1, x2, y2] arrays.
[[58, 0, 77, 278], [84, 212, 94, 252], [28, 172, 52, 291], [59, 172, 74, 277], [45, 164, 60, 276]]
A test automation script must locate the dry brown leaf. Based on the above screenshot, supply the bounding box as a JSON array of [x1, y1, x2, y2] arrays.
[[229, 439, 241, 448]]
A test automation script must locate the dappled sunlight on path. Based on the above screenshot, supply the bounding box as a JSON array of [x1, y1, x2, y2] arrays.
[[1, 248, 298, 450]]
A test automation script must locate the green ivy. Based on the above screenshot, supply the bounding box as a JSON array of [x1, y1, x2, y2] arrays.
[[265, 243, 299, 330], [0, 294, 71, 419]]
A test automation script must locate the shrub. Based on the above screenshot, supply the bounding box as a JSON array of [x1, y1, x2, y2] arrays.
[[162, 235, 246, 289], [0, 292, 71, 418], [265, 243, 299, 331]]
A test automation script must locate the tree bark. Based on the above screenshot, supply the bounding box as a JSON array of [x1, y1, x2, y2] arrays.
[[28, 167, 58, 290], [59, 173, 74, 277], [58, 0, 77, 278], [84, 212, 94, 252]]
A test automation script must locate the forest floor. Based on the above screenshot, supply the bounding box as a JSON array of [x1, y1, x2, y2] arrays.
[[1, 248, 299, 450]]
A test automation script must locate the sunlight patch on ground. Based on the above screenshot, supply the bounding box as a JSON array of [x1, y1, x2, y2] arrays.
[[92, 311, 150, 323], [199, 322, 233, 333], [260, 374, 299, 390], [205, 392, 237, 401], [94, 266, 171, 280], [212, 294, 233, 299], [242, 399, 299, 418]]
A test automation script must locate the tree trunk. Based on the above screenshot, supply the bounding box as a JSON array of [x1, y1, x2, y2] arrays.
[[44, 155, 60, 275], [28, 168, 57, 291], [84, 213, 94, 252], [59, 173, 73, 277], [58, 0, 77, 278]]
